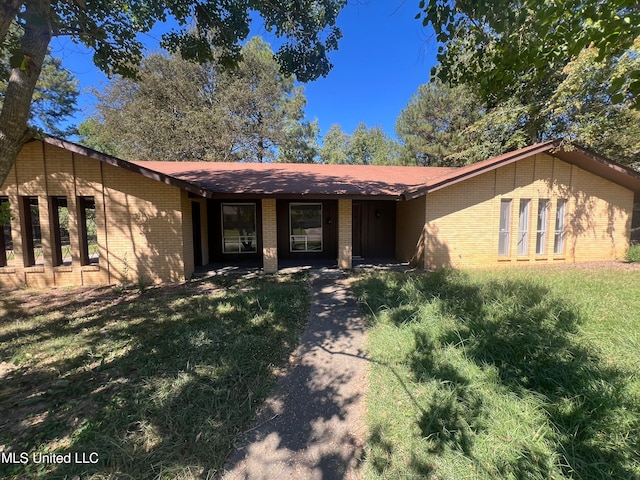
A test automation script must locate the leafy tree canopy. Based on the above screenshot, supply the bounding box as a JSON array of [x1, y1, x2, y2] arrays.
[[416, 0, 640, 108], [81, 37, 318, 163], [319, 123, 401, 165], [0, 0, 346, 188]]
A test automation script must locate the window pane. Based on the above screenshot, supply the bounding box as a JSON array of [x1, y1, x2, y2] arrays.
[[0, 198, 13, 267], [290, 203, 323, 252], [498, 199, 511, 256], [536, 199, 548, 255], [22, 197, 43, 266], [554, 199, 567, 254], [222, 204, 257, 254], [51, 197, 71, 266], [517, 199, 530, 256], [79, 197, 99, 265]]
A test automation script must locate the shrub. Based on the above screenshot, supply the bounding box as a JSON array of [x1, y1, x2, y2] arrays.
[[625, 243, 640, 262]]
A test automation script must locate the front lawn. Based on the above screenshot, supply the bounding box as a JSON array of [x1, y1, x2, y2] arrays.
[[0, 273, 309, 479], [354, 267, 640, 479]]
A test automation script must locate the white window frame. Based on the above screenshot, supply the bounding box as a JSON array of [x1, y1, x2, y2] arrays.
[[498, 199, 512, 256], [289, 202, 323, 253], [554, 199, 567, 255], [517, 199, 531, 256], [221, 203, 257, 254], [536, 199, 549, 255]]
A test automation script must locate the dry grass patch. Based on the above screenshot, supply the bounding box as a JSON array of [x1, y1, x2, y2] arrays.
[[0, 273, 309, 479]]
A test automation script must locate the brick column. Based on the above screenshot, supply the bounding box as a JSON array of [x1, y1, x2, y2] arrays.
[[338, 199, 352, 269], [262, 198, 278, 273]]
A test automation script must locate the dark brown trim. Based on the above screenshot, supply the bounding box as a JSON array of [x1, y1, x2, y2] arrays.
[[39, 136, 212, 199], [402, 141, 559, 200]]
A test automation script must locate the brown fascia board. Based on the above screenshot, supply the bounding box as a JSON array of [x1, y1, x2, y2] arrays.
[[552, 144, 640, 196], [38, 137, 404, 200], [204, 192, 403, 201], [401, 140, 640, 201], [401, 140, 560, 200], [39, 136, 212, 198]]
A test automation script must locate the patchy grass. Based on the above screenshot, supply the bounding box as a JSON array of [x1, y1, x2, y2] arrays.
[[0, 273, 309, 479], [354, 267, 640, 480]]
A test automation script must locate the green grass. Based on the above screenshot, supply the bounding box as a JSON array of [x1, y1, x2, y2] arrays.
[[354, 267, 640, 479], [626, 243, 640, 262], [0, 273, 309, 479]]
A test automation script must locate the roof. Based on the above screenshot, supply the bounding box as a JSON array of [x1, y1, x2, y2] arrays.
[[133, 161, 455, 199], [37, 136, 640, 201]]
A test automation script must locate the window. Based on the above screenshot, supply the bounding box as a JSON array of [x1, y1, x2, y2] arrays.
[[498, 199, 511, 256], [290, 203, 322, 252], [78, 197, 99, 265], [22, 197, 43, 266], [221, 203, 257, 253], [50, 197, 71, 266], [0, 197, 13, 267], [536, 199, 549, 255], [517, 199, 530, 256], [554, 199, 567, 255]]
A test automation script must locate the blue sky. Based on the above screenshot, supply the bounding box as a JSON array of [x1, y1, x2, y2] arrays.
[[50, 1, 437, 141]]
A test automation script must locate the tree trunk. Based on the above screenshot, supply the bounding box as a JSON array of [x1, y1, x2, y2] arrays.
[[0, 0, 52, 188], [0, 0, 23, 47]]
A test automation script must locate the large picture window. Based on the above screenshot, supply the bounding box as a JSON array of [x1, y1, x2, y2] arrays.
[[290, 203, 322, 252], [498, 199, 511, 256], [222, 203, 257, 254]]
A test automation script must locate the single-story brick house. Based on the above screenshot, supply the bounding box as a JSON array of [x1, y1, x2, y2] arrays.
[[1, 136, 640, 287]]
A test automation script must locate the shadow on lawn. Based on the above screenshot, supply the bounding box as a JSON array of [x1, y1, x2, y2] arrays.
[[0, 274, 308, 479], [356, 269, 640, 479]]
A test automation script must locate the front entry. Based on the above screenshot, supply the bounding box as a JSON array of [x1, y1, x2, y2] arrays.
[[352, 201, 396, 259]]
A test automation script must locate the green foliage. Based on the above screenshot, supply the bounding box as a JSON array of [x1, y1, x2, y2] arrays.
[[319, 122, 401, 165], [544, 41, 640, 168], [0, 24, 79, 136], [416, 0, 640, 109], [396, 39, 640, 168], [15, 0, 345, 82], [395, 82, 530, 166], [81, 37, 317, 162], [626, 244, 640, 262], [0, 199, 10, 226]]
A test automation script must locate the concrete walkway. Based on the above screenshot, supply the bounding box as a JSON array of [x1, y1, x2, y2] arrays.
[[222, 270, 369, 480]]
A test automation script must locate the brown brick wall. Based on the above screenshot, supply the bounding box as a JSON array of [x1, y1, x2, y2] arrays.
[[338, 199, 352, 269], [0, 142, 188, 287], [422, 153, 633, 268]]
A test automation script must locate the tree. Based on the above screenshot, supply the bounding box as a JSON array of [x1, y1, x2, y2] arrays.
[[219, 37, 317, 163], [319, 123, 401, 165], [544, 40, 640, 168], [81, 37, 317, 163], [416, 0, 640, 109], [0, 1, 346, 187], [1, 23, 78, 136], [395, 82, 484, 166], [319, 124, 349, 164]]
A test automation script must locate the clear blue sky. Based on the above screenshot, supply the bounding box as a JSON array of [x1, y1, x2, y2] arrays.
[[50, 1, 438, 141]]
